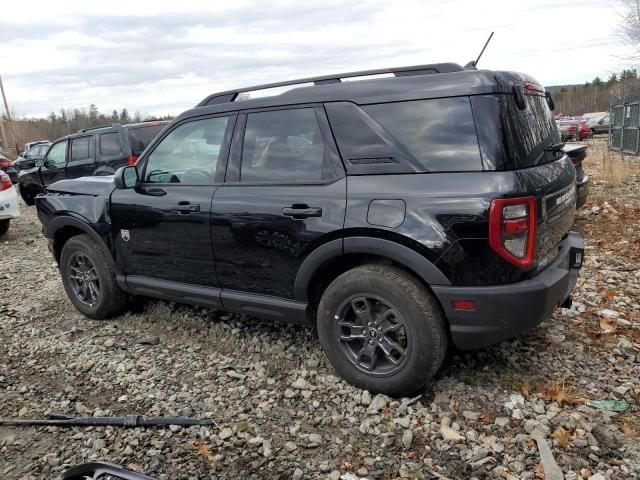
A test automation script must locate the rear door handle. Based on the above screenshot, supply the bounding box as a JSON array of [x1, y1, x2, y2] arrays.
[[282, 205, 322, 218], [172, 203, 200, 214]]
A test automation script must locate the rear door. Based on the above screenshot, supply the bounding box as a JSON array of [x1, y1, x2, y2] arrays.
[[211, 106, 346, 299], [110, 114, 235, 287], [66, 135, 96, 179]]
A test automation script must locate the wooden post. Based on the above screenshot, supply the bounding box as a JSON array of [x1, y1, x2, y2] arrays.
[[0, 117, 8, 154], [0, 74, 19, 154]]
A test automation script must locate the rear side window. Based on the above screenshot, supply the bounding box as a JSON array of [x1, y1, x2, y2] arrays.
[[100, 132, 122, 156], [70, 136, 94, 162], [128, 124, 166, 156], [362, 98, 482, 172], [240, 108, 325, 182]]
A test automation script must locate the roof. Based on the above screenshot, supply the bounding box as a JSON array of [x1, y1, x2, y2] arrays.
[[183, 64, 519, 121]]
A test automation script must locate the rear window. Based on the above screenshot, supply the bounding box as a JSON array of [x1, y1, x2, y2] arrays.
[[501, 94, 560, 167], [128, 124, 167, 156], [362, 98, 482, 172]]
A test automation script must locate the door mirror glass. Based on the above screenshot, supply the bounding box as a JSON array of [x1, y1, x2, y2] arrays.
[[114, 166, 139, 189], [35, 158, 45, 167]]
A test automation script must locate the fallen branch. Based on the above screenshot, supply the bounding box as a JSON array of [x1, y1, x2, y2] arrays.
[[0, 414, 216, 428]]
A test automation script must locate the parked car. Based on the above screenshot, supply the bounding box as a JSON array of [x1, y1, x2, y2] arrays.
[[0, 154, 18, 183], [590, 115, 610, 135], [0, 170, 20, 235], [18, 121, 168, 205], [556, 118, 591, 141], [19, 140, 50, 156], [563, 144, 589, 208], [13, 142, 51, 171], [36, 63, 584, 396]]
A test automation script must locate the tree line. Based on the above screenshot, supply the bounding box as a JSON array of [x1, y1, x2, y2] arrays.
[[1, 105, 173, 154], [552, 69, 639, 116]]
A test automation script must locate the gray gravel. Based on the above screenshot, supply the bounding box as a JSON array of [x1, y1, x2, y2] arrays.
[[1, 144, 639, 479]]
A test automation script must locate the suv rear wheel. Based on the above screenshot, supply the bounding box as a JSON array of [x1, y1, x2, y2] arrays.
[[60, 234, 129, 319], [317, 264, 447, 397], [19, 187, 36, 206], [0, 219, 10, 236]]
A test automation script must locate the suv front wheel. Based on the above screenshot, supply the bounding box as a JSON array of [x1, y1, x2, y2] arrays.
[[317, 264, 447, 397], [60, 234, 129, 319]]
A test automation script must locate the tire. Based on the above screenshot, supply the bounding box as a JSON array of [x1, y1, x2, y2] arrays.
[[317, 264, 447, 397], [60, 234, 129, 319], [0, 219, 9, 236], [19, 187, 35, 206]]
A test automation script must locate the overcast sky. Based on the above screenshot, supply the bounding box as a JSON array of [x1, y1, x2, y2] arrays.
[[0, 0, 631, 118]]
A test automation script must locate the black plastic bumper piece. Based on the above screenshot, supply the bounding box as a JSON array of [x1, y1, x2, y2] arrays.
[[432, 232, 584, 350], [576, 174, 589, 209]]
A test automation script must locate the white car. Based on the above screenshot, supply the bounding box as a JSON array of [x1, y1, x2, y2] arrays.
[[0, 171, 20, 235]]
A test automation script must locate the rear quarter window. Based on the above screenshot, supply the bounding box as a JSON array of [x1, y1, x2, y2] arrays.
[[128, 124, 167, 156], [362, 98, 482, 172], [100, 132, 122, 157]]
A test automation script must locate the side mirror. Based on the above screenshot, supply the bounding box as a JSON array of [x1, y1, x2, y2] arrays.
[[35, 158, 45, 167], [114, 166, 139, 189]]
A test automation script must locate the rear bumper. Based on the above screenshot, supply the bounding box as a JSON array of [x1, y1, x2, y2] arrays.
[[0, 186, 20, 220], [576, 174, 589, 209], [432, 232, 584, 350]]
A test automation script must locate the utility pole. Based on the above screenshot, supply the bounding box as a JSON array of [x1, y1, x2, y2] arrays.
[[0, 117, 8, 154], [0, 74, 19, 154]]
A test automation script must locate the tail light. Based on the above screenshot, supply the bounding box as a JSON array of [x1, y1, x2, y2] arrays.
[[127, 155, 139, 166], [489, 197, 536, 268], [0, 172, 12, 191]]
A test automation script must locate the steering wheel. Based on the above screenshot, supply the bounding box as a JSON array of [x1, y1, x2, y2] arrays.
[[181, 168, 212, 184]]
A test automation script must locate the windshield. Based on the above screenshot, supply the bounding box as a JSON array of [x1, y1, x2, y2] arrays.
[[128, 124, 168, 155]]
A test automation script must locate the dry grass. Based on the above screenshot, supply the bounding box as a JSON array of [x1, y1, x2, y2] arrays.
[[584, 137, 637, 188]]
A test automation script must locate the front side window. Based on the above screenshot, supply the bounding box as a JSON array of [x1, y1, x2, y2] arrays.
[[100, 132, 122, 157], [143, 116, 230, 185], [70, 136, 94, 162], [46, 141, 67, 166], [240, 108, 325, 182]]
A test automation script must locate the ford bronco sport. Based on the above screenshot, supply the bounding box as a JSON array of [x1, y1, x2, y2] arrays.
[[36, 63, 584, 396]]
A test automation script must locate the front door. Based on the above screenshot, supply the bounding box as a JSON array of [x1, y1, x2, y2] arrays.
[[39, 139, 68, 187], [110, 114, 236, 287], [65, 135, 96, 179], [211, 106, 346, 299]]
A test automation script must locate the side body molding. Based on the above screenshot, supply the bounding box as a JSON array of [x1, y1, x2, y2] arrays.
[[294, 236, 451, 302]]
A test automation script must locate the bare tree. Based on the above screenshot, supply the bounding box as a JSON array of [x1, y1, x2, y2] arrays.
[[619, 0, 640, 60]]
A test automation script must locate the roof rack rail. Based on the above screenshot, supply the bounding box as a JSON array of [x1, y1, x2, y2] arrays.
[[78, 123, 121, 133], [197, 62, 464, 107]]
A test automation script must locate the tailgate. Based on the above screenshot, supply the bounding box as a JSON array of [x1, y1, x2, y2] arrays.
[[516, 155, 576, 270]]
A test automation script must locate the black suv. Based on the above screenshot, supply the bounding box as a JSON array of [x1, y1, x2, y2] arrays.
[[36, 63, 584, 396], [19, 121, 168, 205]]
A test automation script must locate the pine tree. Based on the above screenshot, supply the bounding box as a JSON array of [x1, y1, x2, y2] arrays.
[[89, 104, 99, 126], [119, 108, 130, 123]]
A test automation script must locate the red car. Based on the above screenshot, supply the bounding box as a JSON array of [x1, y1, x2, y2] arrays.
[[0, 154, 17, 183]]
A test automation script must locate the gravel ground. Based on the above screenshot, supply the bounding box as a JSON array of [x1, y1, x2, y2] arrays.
[[1, 137, 639, 480]]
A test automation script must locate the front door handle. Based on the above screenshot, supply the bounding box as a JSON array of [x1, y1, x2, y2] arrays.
[[172, 203, 200, 214], [282, 205, 322, 218]]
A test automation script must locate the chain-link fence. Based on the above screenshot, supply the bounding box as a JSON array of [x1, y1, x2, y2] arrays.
[[609, 78, 640, 154]]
